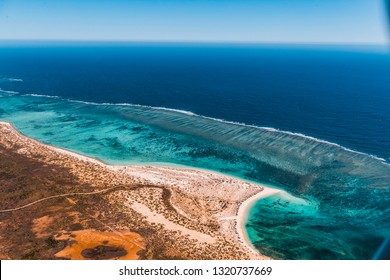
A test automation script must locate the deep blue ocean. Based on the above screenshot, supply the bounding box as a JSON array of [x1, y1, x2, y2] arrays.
[[0, 43, 389, 259]]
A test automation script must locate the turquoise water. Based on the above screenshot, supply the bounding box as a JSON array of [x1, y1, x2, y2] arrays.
[[246, 192, 381, 259], [1, 44, 390, 259], [0, 92, 389, 259]]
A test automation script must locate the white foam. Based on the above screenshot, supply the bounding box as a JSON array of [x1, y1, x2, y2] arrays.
[[146, 106, 195, 116], [24, 93, 389, 165], [22, 93, 60, 99], [8, 78, 23, 82], [198, 115, 388, 163], [68, 99, 196, 116], [0, 88, 19, 94]]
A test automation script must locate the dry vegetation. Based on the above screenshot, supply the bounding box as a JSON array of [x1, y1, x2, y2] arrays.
[[0, 122, 267, 260]]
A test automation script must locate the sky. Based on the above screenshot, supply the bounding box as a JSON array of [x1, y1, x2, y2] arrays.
[[0, 0, 388, 44]]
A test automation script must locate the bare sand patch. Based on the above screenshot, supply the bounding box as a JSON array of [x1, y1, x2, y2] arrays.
[[130, 201, 216, 244], [32, 216, 55, 239]]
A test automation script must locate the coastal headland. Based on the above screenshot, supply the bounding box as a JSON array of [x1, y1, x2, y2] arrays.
[[0, 121, 274, 260]]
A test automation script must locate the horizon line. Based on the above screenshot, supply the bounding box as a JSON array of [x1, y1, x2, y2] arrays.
[[0, 39, 388, 46]]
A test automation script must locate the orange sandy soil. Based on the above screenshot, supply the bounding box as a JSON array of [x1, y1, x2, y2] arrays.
[[54, 230, 144, 260], [0, 122, 268, 260]]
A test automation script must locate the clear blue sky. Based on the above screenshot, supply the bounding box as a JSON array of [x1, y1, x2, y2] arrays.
[[0, 0, 388, 44]]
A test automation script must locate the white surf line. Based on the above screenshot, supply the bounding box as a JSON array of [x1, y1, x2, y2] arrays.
[[24, 94, 390, 165], [7, 78, 23, 82], [0, 186, 120, 213]]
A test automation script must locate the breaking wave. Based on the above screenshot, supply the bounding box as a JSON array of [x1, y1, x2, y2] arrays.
[[0, 88, 19, 94], [25, 93, 389, 167]]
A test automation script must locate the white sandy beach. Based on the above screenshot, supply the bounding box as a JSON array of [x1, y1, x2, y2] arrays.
[[237, 187, 282, 254], [0, 121, 282, 259]]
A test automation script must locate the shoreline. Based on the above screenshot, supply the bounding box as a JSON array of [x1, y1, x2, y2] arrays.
[[0, 120, 280, 259], [0, 122, 278, 188], [236, 187, 282, 254]]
